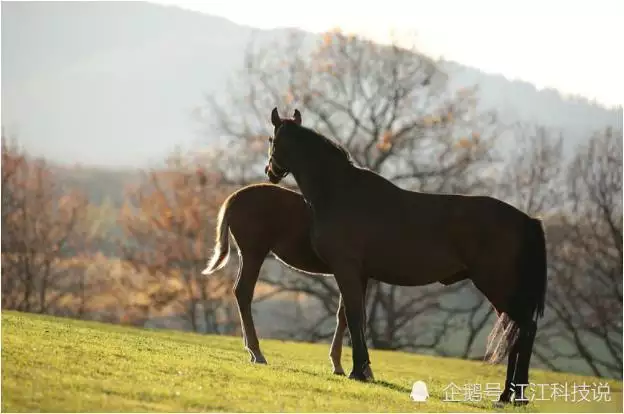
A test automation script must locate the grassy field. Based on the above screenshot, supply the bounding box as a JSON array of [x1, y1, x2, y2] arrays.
[[1, 311, 622, 412]]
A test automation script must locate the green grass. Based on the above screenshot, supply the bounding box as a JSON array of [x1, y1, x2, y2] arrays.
[[1, 311, 622, 412]]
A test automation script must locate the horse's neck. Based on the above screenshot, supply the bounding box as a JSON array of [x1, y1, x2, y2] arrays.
[[292, 162, 352, 210], [292, 171, 329, 208]]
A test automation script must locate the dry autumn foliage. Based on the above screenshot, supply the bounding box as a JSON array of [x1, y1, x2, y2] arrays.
[[118, 151, 239, 333], [1, 137, 92, 313]]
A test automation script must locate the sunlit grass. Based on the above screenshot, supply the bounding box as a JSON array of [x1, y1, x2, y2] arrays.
[[1, 311, 621, 412]]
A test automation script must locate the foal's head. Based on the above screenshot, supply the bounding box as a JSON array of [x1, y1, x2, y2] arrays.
[[265, 107, 302, 183]]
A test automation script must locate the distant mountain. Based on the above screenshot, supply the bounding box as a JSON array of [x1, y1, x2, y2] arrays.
[[442, 61, 622, 155], [2, 1, 621, 167]]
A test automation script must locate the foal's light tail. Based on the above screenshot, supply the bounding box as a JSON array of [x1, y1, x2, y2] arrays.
[[484, 217, 547, 364], [201, 198, 231, 275]]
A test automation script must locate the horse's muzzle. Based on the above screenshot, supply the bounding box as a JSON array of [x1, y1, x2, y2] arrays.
[[265, 161, 288, 183]]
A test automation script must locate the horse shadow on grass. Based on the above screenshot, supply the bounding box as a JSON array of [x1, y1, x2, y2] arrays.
[[272, 365, 412, 394], [372, 379, 411, 394]]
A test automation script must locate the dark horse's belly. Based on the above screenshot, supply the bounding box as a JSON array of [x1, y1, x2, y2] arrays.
[[365, 243, 466, 287], [361, 199, 467, 287]]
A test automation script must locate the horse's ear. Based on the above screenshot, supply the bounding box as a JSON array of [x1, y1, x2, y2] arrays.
[[293, 109, 302, 125], [271, 107, 281, 127]]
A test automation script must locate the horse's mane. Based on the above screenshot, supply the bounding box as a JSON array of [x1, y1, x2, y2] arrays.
[[281, 123, 354, 166]]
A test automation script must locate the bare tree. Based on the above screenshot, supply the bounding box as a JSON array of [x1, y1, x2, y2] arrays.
[[537, 127, 622, 378], [498, 124, 565, 215], [199, 29, 503, 353]]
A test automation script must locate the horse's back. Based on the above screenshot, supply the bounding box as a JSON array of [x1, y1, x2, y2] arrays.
[[227, 184, 329, 274], [444, 194, 533, 248], [227, 184, 310, 248]]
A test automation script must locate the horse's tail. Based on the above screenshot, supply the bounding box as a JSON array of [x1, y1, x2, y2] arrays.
[[484, 217, 547, 364], [526, 218, 547, 320], [201, 197, 231, 275]]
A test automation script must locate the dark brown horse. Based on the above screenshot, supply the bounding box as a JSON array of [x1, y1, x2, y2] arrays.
[[265, 108, 547, 405], [201, 183, 360, 376]]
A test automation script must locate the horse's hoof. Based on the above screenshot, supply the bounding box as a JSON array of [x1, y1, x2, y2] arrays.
[[249, 355, 268, 364], [333, 368, 346, 376], [492, 401, 508, 409], [348, 371, 368, 381], [493, 391, 513, 408], [497, 391, 513, 404], [348, 366, 373, 382], [513, 399, 530, 406]]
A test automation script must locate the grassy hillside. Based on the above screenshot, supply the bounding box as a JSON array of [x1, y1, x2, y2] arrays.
[[1, 311, 621, 412]]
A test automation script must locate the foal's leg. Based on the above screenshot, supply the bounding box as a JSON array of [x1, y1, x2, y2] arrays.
[[334, 271, 372, 381], [233, 252, 268, 364], [329, 294, 347, 375]]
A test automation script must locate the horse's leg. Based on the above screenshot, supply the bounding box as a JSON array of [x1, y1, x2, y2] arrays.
[[234, 252, 267, 364], [498, 337, 521, 403], [329, 294, 347, 375], [329, 279, 372, 377], [360, 279, 374, 380], [334, 271, 372, 381], [511, 320, 537, 405], [474, 282, 523, 404]]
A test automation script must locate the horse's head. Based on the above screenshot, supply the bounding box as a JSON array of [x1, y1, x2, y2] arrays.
[[265, 107, 302, 183]]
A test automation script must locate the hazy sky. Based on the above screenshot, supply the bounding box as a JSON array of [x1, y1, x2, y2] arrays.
[[155, 0, 622, 108]]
